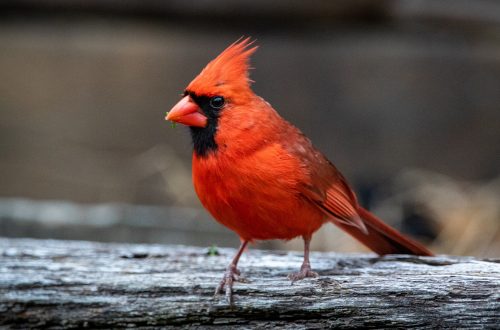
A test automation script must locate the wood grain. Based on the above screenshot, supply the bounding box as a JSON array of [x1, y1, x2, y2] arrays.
[[1, 238, 499, 328]]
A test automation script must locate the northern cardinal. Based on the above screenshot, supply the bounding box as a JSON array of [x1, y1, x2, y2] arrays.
[[166, 38, 433, 303]]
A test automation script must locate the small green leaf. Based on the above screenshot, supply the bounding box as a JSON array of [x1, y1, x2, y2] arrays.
[[206, 244, 219, 256], [165, 111, 177, 128]]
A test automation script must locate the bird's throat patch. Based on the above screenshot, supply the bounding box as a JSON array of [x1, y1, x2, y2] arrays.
[[190, 124, 218, 157]]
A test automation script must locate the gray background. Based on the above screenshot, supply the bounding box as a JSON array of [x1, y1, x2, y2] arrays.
[[1, 1, 499, 256]]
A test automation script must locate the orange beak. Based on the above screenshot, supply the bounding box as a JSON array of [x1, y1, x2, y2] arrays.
[[166, 95, 207, 127]]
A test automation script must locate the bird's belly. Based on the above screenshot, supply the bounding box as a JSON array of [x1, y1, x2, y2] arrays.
[[194, 167, 326, 241]]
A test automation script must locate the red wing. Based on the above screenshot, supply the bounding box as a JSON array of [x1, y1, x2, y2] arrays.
[[301, 176, 368, 234], [281, 127, 368, 233]]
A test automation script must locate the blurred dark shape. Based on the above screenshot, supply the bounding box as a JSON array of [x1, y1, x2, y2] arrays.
[[355, 182, 375, 211], [401, 202, 438, 241], [0, 0, 499, 256]]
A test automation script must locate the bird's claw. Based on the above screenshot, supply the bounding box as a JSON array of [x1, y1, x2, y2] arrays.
[[288, 263, 318, 284], [214, 264, 246, 304]]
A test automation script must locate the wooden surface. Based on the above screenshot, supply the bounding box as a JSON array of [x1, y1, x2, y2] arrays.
[[1, 238, 499, 328]]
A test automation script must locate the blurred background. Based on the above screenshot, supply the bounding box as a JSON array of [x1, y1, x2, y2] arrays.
[[1, 0, 499, 257]]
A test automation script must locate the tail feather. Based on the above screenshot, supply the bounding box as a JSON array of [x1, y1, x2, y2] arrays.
[[333, 207, 433, 256]]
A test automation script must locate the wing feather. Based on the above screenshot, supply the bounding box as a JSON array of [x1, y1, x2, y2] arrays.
[[282, 125, 368, 234]]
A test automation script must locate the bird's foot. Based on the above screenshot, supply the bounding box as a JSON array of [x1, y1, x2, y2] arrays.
[[288, 263, 318, 284], [214, 264, 247, 304]]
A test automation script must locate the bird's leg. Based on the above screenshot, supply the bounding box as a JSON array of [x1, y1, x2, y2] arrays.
[[215, 240, 249, 304], [288, 234, 318, 283]]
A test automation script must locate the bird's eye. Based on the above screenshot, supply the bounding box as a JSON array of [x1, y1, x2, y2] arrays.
[[209, 96, 225, 109]]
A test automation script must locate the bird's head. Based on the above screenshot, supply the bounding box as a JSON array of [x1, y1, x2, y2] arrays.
[[166, 38, 257, 128], [166, 37, 258, 156]]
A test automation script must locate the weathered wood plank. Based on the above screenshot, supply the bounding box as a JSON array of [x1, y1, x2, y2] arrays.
[[0, 238, 498, 328]]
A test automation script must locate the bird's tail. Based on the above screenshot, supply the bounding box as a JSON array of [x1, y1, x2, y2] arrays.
[[335, 207, 433, 256]]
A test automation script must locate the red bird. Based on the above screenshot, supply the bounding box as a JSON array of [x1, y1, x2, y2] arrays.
[[166, 38, 433, 303]]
